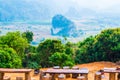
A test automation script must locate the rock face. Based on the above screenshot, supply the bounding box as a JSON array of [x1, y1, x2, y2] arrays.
[[51, 14, 78, 37]]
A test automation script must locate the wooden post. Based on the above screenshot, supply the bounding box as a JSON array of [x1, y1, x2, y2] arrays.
[[58, 74, 66, 80], [63, 66, 70, 78], [40, 71, 44, 80], [94, 72, 101, 80], [25, 72, 31, 80], [42, 76, 50, 80], [46, 74, 52, 80], [0, 73, 4, 80], [109, 73, 115, 80], [118, 73, 120, 80], [82, 74, 88, 80], [72, 66, 79, 78], [49, 73, 56, 80], [72, 73, 79, 78], [0, 73, 2, 80], [41, 73, 52, 80]]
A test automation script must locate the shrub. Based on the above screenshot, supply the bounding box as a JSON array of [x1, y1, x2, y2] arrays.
[[0, 48, 22, 68]]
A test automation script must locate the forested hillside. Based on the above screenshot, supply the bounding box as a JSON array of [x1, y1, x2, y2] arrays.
[[0, 28, 120, 68]]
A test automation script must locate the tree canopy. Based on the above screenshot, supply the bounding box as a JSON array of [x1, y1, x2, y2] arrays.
[[0, 31, 28, 58], [0, 47, 22, 68], [37, 39, 65, 67], [22, 30, 33, 43], [94, 28, 120, 62], [75, 28, 120, 64], [0, 28, 120, 68], [49, 52, 74, 68]]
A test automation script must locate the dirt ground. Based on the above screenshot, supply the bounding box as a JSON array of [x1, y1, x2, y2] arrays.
[[5, 61, 120, 80]]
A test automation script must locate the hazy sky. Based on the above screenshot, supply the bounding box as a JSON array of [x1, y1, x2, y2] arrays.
[[1, 0, 120, 20], [70, 0, 120, 10], [1, 0, 120, 12], [39, 0, 120, 14], [23, 0, 120, 9]]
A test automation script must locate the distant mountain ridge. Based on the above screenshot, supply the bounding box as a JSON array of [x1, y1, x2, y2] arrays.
[[0, 0, 51, 22], [0, 0, 120, 22], [0, 0, 97, 23]]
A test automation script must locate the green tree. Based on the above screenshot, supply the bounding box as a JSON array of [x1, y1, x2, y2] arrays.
[[75, 28, 120, 64], [37, 39, 65, 67], [65, 42, 74, 55], [0, 31, 28, 58], [49, 52, 74, 68], [64, 42, 78, 62], [75, 36, 96, 64], [22, 31, 33, 43], [94, 28, 120, 62], [0, 47, 22, 68], [25, 53, 41, 69]]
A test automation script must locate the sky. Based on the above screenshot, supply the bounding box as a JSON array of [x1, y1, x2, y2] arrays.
[[1, 0, 120, 22], [1, 0, 120, 13], [39, 0, 120, 14], [71, 0, 120, 10]]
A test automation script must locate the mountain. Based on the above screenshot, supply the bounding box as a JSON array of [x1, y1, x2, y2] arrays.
[[0, 0, 51, 22], [1, 0, 120, 22], [0, 0, 102, 22], [51, 14, 79, 37]]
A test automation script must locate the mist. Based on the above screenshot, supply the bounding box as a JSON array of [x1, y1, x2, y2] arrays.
[[1, 0, 120, 22]]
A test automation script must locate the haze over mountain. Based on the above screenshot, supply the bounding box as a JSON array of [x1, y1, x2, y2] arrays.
[[1, 0, 120, 22]]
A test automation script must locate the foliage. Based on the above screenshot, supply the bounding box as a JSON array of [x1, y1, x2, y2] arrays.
[[65, 42, 74, 55], [64, 42, 78, 62], [37, 39, 65, 67], [0, 47, 22, 68], [22, 30, 33, 43], [75, 36, 96, 64], [75, 28, 120, 64], [27, 61, 41, 69], [94, 28, 120, 62], [22, 52, 40, 69], [49, 52, 74, 68], [0, 31, 28, 58], [24, 45, 37, 54], [0, 28, 120, 68]]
